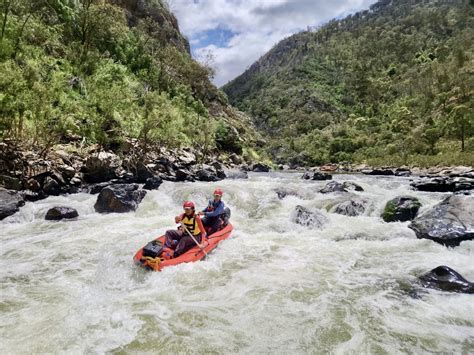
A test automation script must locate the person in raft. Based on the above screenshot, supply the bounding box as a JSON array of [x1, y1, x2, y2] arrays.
[[199, 188, 225, 235], [164, 201, 206, 258]]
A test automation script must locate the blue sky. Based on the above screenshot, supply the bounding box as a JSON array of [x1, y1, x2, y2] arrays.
[[169, 0, 377, 86]]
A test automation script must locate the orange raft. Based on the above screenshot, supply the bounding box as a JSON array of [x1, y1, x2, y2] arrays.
[[133, 223, 233, 271]]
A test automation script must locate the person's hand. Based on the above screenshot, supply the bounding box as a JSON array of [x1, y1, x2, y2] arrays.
[[174, 215, 181, 223], [198, 211, 205, 216]]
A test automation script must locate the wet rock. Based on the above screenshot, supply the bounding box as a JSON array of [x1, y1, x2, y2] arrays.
[[43, 176, 61, 196], [58, 165, 76, 180], [45, 206, 79, 221], [302, 171, 332, 180], [395, 167, 411, 177], [410, 177, 473, 193], [82, 152, 122, 183], [135, 162, 154, 183], [229, 153, 243, 165], [333, 199, 367, 217], [0, 174, 22, 190], [25, 178, 41, 192], [174, 168, 194, 182], [319, 181, 346, 193], [177, 150, 196, 166], [223, 168, 248, 179], [275, 188, 300, 200], [252, 162, 271, 172], [362, 168, 394, 176], [0, 188, 25, 220], [294, 205, 327, 228], [89, 182, 112, 194], [195, 165, 221, 182], [419, 266, 474, 294], [143, 176, 163, 190], [342, 181, 364, 192], [409, 195, 473, 247], [94, 184, 147, 213], [22, 190, 47, 202], [382, 196, 421, 222]]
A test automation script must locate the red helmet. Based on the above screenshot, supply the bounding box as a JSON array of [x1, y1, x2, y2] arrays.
[[213, 188, 223, 196], [183, 201, 195, 209]]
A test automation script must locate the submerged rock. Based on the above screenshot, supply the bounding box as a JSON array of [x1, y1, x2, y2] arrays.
[[0, 188, 25, 220], [294, 205, 327, 228], [94, 184, 147, 213], [333, 199, 367, 217], [409, 195, 473, 247], [302, 171, 332, 180], [342, 181, 364, 192], [275, 188, 300, 200], [382, 196, 421, 222], [319, 181, 346, 193], [45, 206, 79, 221], [143, 176, 163, 190], [419, 266, 474, 294]]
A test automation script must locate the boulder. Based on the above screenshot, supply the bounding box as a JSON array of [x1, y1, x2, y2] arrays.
[[89, 182, 113, 194], [252, 163, 271, 172], [223, 168, 248, 179], [45, 206, 79, 221], [143, 176, 163, 190], [25, 178, 41, 192], [174, 168, 194, 182], [319, 181, 346, 193], [294, 205, 327, 228], [382, 196, 421, 222], [229, 153, 243, 165], [0, 174, 22, 190], [411, 177, 454, 192], [395, 167, 411, 177], [195, 165, 221, 182], [58, 164, 76, 180], [0, 188, 25, 220], [94, 184, 147, 213], [333, 199, 367, 217], [419, 266, 473, 294], [82, 152, 122, 183], [43, 176, 61, 196], [275, 188, 300, 200], [342, 181, 364, 192], [362, 168, 394, 176], [302, 171, 332, 180], [135, 162, 154, 183], [409, 195, 473, 247]]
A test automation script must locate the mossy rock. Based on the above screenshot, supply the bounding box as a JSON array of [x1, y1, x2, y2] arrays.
[[382, 196, 421, 222]]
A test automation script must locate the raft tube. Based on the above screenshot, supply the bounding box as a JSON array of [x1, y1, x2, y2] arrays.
[[133, 223, 233, 271]]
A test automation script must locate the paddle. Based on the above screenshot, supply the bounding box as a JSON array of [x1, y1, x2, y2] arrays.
[[180, 223, 208, 256]]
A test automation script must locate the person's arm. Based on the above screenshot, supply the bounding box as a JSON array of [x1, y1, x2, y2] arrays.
[[204, 202, 225, 217], [196, 215, 207, 239], [175, 213, 184, 223]]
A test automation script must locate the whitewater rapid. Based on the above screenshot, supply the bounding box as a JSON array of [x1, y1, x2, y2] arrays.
[[1, 173, 473, 353]]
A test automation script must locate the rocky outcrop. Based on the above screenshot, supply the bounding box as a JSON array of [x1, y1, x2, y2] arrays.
[[333, 199, 367, 217], [82, 152, 122, 183], [143, 177, 163, 190], [382, 196, 421, 222], [94, 184, 147, 213], [0, 188, 25, 220], [251, 163, 271, 172], [302, 171, 332, 180], [45, 206, 79, 220], [294, 205, 327, 228], [411, 177, 473, 193], [419, 266, 474, 294], [409, 195, 473, 247], [362, 168, 394, 176]]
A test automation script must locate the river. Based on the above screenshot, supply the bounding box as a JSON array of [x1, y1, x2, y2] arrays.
[[1, 173, 473, 353]]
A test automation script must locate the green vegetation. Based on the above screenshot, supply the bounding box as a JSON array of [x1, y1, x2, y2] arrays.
[[223, 0, 474, 166], [0, 0, 255, 155]]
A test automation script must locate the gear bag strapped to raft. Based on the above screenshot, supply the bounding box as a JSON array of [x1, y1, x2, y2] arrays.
[[142, 239, 164, 258]]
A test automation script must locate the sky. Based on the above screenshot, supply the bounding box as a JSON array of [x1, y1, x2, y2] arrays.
[[168, 0, 377, 87]]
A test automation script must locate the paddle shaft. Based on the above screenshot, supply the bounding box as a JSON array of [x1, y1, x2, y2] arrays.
[[180, 223, 207, 256]]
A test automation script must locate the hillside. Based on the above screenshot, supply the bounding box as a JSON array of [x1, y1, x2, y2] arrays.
[[0, 0, 259, 159], [223, 0, 474, 167]]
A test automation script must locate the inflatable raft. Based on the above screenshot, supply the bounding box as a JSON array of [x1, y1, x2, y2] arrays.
[[134, 223, 233, 271]]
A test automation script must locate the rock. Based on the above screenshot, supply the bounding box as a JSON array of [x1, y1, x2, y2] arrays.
[[301, 171, 312, 180], [419, 266, 474, 294], [453, 177, 474, 192], [395, 167, 411, 177], [362, 168, 394, 176], [94, 184, 147, 213], [0, 174, 22, 190], [43, 176, 61, 196], [143, 176, 163, 190], [195, 165, 221, 182], [177, 150, 196, 166], [409, 195, 473, 247], [45, 206, 79, 221], [382, 196, 421, 222], [22, 190, 47, 202], [252, 163, 271, 172], [342, 181, 364, 192], [82, 152, 122, 183], [319, 181, 346, 193], [229, 153, 243, 165], [58, 165, 76, 180], [0, 188, 25, 220], [333, 200, 367, 217], [302, 171, 332, 180], [89, 182, 112, 194], [275, 188, 300, 200], [174, 168, 194, 182], [135, 162, 154, 183], [294, 205, 327, 228], [411, 177, 474, 193], [25, 178, 41, 192], [223, 168, 248, 179]]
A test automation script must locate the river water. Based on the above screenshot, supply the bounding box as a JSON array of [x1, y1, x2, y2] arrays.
[[1, 173, 473, 353]]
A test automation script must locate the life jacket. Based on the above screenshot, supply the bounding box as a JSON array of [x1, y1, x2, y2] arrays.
[[182, 214, 201, 236]]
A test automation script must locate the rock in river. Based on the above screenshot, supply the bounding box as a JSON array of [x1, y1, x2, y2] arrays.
[[0, 188, 25, 220], [382, 196, 421, 222], [94, 184, 147, 213], [409, 195, 473, 247], [333, 199, 367, 217], [302, 171, 332, 180], [45, 207, 79, 221], [419, 266, 474, 294], [294, 205, 327, 228], [319, 181, 346, 193]]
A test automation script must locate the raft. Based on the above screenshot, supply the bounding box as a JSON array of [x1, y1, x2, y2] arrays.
[[133, 223, 233, 271]]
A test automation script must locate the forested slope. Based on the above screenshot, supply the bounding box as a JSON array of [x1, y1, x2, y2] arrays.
[[223, 0, 474, 166]]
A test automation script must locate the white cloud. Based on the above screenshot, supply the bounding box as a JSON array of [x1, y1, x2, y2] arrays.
[[168, 0, 377, 86]]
